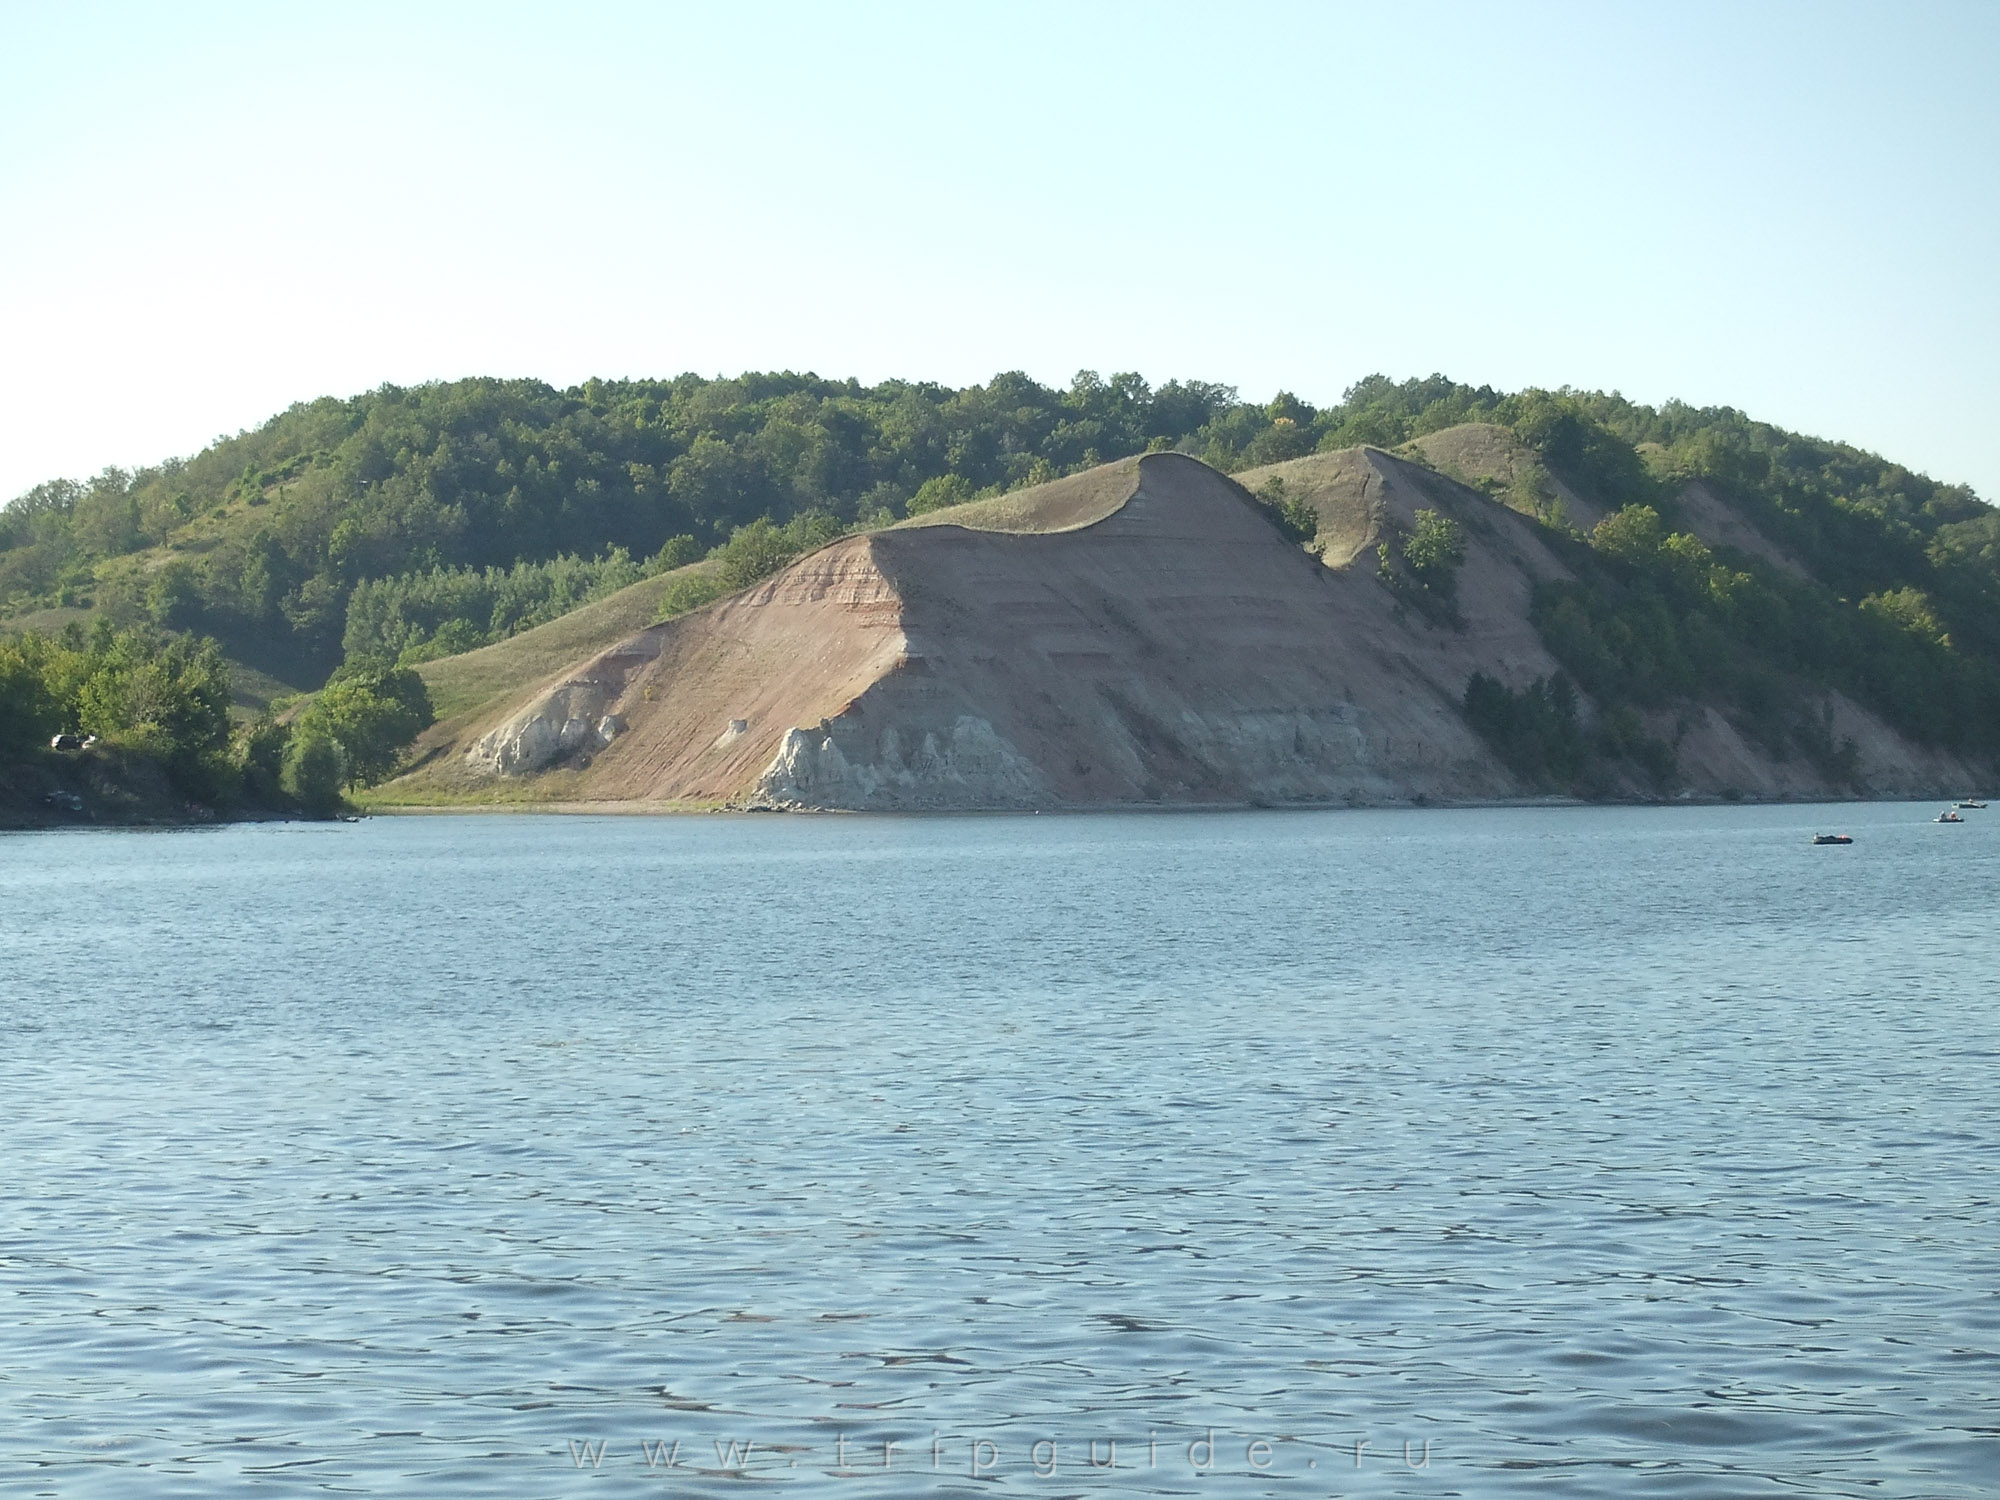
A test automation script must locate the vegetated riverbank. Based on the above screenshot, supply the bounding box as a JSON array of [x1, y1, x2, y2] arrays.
[[12, 372, 2000, 821], [1, 741, 343, 831], [0, 623, 434, 829], [1, 742, 209, 830]]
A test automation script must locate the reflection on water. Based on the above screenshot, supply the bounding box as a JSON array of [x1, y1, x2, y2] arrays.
[[4, 804, 1997, 1496]]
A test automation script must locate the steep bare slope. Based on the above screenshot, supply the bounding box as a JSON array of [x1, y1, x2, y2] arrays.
[[382, 449, 1978, 811], [390, 454, 1556, 808], [759, 452, 1543, 808], [391, 542, 902, 804], [1669, 479, 1808, 577], [1230, 448, 1382, 565], [1406, 422, 1606, 530]]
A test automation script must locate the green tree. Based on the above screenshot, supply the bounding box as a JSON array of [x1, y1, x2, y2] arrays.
[[1404, 509, 1467, 589], [281, 727, 348, 814], [299, 660, 433, 786], [60, 624, 234, 795], [1251, 477, 1322, 550], [711, 511, 843, 592], [0, 632, 62, 752], [1506, 391, 1658, 506], [1590, 504, 1666, 564], [905, 474, 975, 517], [713, 518, 797, 590], [1463, 671, 1589, 786], [146, 557, 204, 627], [235, 716, 292, 805], [649, 572, 727, 625], [1861, 586, 1949, 647]]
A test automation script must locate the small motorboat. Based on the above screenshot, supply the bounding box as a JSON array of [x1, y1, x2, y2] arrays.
[[1936, 810, 1964, 823], [1956, 799, 1987, 810], [1811, 833, 1853, 845]]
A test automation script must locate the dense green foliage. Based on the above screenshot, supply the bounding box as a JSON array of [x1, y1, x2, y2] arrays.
[[713, 511, 846, 591], [1, 621, 433, 816], [0, 622, 233, 800], [648, 571, 728, 626], [295, 661, 434, 787], [1401, 510, 1467, 595], [1314, 376, 1998, 664], [0, 636, 61, 755], [1529, 501, 1995, 771], [343, 542, 697, 662], [1375, 508, 1469, 623], [1463, 673, 1590, 787], [1462, 671, 1678, 793], [281, 729, 348, 815], [905, 473, 978, 517], [646, 512, 850, 626]]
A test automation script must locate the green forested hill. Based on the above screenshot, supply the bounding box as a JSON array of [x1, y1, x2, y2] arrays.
[[0, 372, 1259, 681], [6, 371, 1997, 678], [5, 369, 2000, 805]]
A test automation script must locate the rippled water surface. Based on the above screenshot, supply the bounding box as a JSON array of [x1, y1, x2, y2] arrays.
[[4, 804, 1998, 1497]]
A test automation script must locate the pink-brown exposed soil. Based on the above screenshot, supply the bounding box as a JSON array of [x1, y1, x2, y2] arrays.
[[388, 449, 1980, 810]]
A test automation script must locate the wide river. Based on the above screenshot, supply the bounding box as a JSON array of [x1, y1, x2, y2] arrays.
[[3, 804, 1997, 1497]]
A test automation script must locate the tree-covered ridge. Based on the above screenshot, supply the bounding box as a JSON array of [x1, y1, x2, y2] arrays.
[[5, 367, 1999, 817], [2, 369, 1995, 753], [1391, 381, 1997, 649], [0, 371, 1258, 675], [1504, 499, 2000, 791]]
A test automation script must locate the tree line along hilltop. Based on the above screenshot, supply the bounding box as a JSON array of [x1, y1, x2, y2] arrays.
[[3, 370, 1997, 821]]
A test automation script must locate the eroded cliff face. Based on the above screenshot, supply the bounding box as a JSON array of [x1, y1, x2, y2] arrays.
[[755, 714, 1051, 809], [758, 454, 1523, 809], [392, 450, 1983, 811], [417, 536, 911, 804], [747, 692, 1453, 811], [465, 643, 658, 775]]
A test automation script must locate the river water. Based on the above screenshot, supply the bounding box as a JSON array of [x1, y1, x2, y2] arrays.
[[3, 804, 1997, 1496]]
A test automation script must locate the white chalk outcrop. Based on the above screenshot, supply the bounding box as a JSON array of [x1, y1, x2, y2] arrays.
[[753, 714, 1050, 809], [466, 679, 628, 775]]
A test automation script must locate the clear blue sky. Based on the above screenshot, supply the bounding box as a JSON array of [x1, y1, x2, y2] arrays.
[[3, 1, 1995, 500]]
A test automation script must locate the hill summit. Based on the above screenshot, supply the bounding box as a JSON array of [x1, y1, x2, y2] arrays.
[[7, 371, 1997, 815], [385, 445, 1982, 809]]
